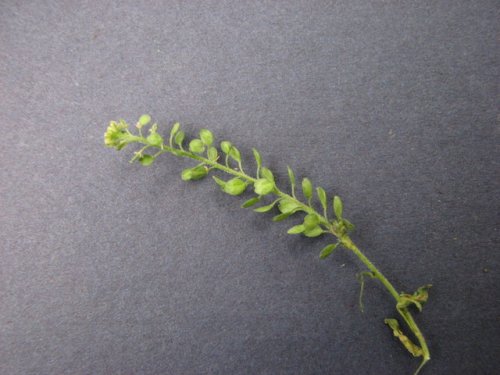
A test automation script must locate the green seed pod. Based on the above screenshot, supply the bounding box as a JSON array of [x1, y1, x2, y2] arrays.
[[229, 147, 241, 162], [147, 133, 163, 147], [189, 139, 205, 153], [139, 154, 154, 166], [303, 213, 320, 230], [181, 165, 208, 180], [333, 195, 343, 219], [220, 141, 232, 154], [254, 178, 275, 195], [138, 114, 151, 126], [174, 130, 185, 147], [302, 178, 313, 200], [223, 178, 247, 196], [207, 146, 218, 161], [200, 129, 214, 146]]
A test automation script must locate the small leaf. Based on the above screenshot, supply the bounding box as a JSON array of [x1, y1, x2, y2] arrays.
[[169, 122, 180, 145], [199, 129, 214, 146], [316, 187, 327, 212], [342, 218, 355, 232], [181, 165, 207, 181], [278, 198, 301, 214], [272, 212, 293, 222], [261, 167, 274, 182], [287, 166, 296, 192], [303, 226, 324, 237], [174, 130, 185, 147], [397, 285, 432, 312], [303, 213, 320, 230], [254, 200, 278, 212], [287, 224, 305, 234], [138, 114, 151, 126], [220, 141, 232, 154], [170, 122, 180, 136], [254, 178, 275, 195], [189, 139, 205, 153], [207, 146, 218, 161], [212, 176, 226, 188], [333, 196, 343, 219], [319, 243, 338, 259], [252, 148, 262, 169], [229, 147, 241, 162], [139, 154, 154, 166], [241, 197, 261, 208], [302, 178, 313, 200], [147, 133, 163, 147], [223, 178, 247, 196]]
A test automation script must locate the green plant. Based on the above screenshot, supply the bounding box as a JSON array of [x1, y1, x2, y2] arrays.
[[104, 115, 432, 374]]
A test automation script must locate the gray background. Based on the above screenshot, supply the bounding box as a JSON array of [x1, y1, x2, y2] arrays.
[[1, 1, 499, 374]]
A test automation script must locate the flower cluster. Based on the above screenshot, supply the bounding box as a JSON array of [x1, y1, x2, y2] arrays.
[[104, 119, 134, 150]]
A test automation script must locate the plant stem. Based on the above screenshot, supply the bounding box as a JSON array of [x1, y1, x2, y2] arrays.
[[340, 236, 430, 375], [153, 142, 430, 374]]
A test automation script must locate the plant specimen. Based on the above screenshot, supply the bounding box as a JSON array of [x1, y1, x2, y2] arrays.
[[104, 115, 432, 374]]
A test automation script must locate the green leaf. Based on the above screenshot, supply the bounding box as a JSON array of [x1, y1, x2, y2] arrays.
[[229, 147, 241, 162], [199, 129, 214, 146], [316, 187, 327, 212], [220, 141, 232, 154], [252, 148, 262, 176], [139, 154, 154, 166], [212, 176, 226, 188], [302, 178, 313, 200], [278, 198, 301, 214], [397, 285, 432, 312], [207, 146, 218, 161], [189, 139, 205, 153], [254, 178, 275, 195], [170, 122, 180, 136], [223, 178, 247, 196], [253, 200, 278, 212], [287, 224, 305, 234], [138, 114, 151, 126], [147, 133, 163, 147], [252, 148, 262, 168], [303, 226, 324, 237], [319, 243, 338, 259], [261, 167, 274, 182], [333, 196, 343, 219], [174, 130, 185, 147], [241, 197, 261, 208], [287, 166, 296, 193], [342, 218, 355, 232], [181, 165, 207, 181], [303, 213, 320, 230], [272, 212, 293, 222], [169, 122, 180, 145]]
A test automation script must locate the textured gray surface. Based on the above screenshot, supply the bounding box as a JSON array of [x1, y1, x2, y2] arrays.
[[1, 1, 499, 374]]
